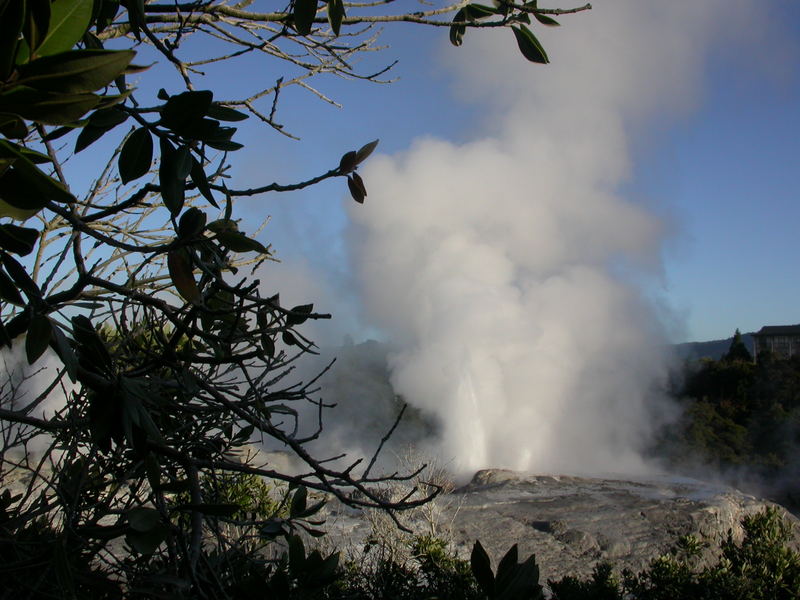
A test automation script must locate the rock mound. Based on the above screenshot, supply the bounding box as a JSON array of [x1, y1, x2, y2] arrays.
[[324, 469, 800, 584]]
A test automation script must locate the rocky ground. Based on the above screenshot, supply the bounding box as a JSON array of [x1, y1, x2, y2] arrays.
[[5, 449, 798, 587], [321, 468, 800, 584]]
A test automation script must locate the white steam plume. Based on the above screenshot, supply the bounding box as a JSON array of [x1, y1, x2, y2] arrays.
[[346, 2, 755, 475]]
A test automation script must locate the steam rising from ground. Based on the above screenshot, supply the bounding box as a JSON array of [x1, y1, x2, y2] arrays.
[[341, 2, 755, 475]]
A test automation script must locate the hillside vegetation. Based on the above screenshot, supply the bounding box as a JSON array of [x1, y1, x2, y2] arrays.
[[657, 332, 800, 508]]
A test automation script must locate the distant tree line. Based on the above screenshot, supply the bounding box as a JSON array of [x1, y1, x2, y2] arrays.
[[653, 330, 800, 508]]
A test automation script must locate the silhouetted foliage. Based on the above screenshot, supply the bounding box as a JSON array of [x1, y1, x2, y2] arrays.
[[0, 0, 591, 597], [724, 329, 753, 363]]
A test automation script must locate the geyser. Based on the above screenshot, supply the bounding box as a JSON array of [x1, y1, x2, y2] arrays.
[[343, 1, 749, 475]]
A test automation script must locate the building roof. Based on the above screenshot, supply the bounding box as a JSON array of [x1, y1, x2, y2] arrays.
[[753, 325, 800, 337]]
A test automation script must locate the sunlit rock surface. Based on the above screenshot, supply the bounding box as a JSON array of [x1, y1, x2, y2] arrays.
[[324, 469, 800, 584]]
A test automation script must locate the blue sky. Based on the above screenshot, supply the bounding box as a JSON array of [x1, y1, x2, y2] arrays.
[[629, 4, 800, 342], [66, 2, 800, 345], [233, 3, 800, 344]]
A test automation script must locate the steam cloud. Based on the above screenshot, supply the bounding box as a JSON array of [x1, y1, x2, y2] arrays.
[[341, 1, 759, 475]]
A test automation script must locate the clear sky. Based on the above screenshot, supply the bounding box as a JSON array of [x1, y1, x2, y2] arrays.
[[629, 3, 800, 342]]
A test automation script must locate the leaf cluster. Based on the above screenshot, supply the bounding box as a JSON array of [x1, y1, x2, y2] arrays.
[[449, 1, 558, 64], [0, 0, 586, 597]]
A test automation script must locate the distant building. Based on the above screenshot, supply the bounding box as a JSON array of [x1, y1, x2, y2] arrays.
[[752, 325, 800, 361]]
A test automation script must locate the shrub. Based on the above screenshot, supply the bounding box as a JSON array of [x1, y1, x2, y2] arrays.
[[549, 507, 800, 600]]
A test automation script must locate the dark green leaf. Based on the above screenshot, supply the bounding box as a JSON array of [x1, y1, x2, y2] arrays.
[[1, 253, 41, 300], [82, 30, 103, 49], [74, 107, 127, 152], [160, 90, 213, 130], [293, 0, 318, 35], [347, 173, 366, 204], [465, 3, 497, 19], [94, 88, 131, 109], [183, 117, 222, 142], [286, 304, 313, 327], [0, 86, 100, 125], [0, 166, 50, 212], [310, 552, 339, 584], [126, 524, 167, 555], [0, 113, 28, 139], [190, 156, 218, 207], [158, 138, 188, 215], [327, 0, 345, 36], [16, 147, 51, 164], [24, 0, 52, 56], [290, 485, 308, 518], [234, 423, 255, 443], [42, 123, 81, 142], [205, 139, 244, 152], [71, 314, 113, 373], [261, 331, 275, 358], [267, 404, 298, 418], [216, 230, 269, 254], [289, 534, 306, 576], [94, 0, 120, 33], [75, 125, 105, 152], [49, 321, 77, 382], [471, 540, 495, 596], [0, 317, 11, 349], [198, 122, 236, 144], [118, 126, 153, 183], [167, 248, 202, 305], [533, 12, 559, 26], [173, 503, 240, 517], [177, 207, 207, 239], [0, 224, 39, 256], [36, 0, 94, 57], [206, 219, 237, 234], [300, 525, 327, 537], [128, 507, 160, 532], [354, 139, 379, 165], [26, 314, 52, 364], [0, 0, 25, 79], [88, 390, 116, 452], [123, 62, 150, 75], [339, 150, 357, 173], [157, 480, 192, 493], [88, 106, 127, 127], [0, 140, 75, 204], [174, 145, 192, 178], [449, 9, 466, 47], [496, 543, 518, 583], [18, 49, 136, 93], [293, 498, 326, 520], [282, 331, 298, 347], [0, 269, 24, 305], [260, 519, 286, 539], [70, 301, 104, 309], [206, 103, 248, 122], [126, 0, 145, 40], [511, 25, 549, 64], [496, 553, 541, 600], [14, 38, 31, 68]]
